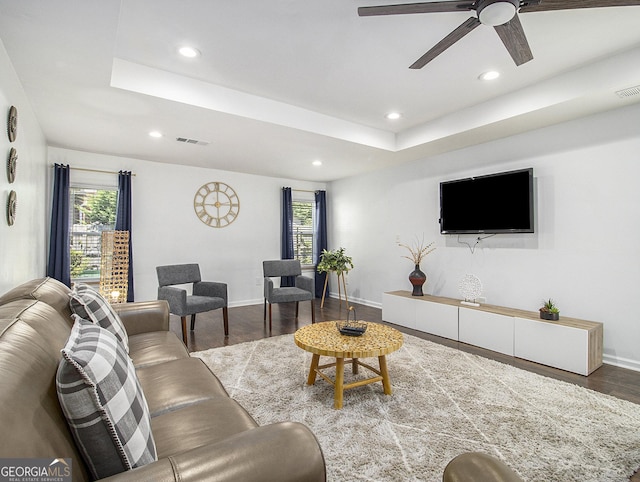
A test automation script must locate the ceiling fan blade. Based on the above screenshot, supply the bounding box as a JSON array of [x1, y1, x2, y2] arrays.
[[494, 14, 533, 66], [520, 0, 640, 13], [410, 17, 481, 69], [358, 1, 475, 16]]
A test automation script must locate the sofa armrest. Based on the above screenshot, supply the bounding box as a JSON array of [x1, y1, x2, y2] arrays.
[[100, 422, 325, 482], [114, 300, 170, 335]]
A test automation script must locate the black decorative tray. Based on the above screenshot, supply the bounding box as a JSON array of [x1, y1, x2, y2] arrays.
[[336, 307, 367, 336]]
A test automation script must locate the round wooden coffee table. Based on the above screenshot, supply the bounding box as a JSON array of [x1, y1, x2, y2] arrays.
[[294, 321, 403, 409]]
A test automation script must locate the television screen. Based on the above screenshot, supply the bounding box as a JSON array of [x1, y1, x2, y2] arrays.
[[439, 168, 534, 234]]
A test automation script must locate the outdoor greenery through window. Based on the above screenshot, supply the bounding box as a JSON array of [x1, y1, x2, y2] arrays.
[[69, 187, 117, 280], [292, 200, 315, 266]]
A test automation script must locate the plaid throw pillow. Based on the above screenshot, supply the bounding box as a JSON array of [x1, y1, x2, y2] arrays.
[[57, 317, 157, 479], [69, 283, 129, 352]]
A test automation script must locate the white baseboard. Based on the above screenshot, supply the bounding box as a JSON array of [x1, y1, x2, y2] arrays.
[[325, 293, 381, 310], [603, 354, 640, 372], [228, 298, 263, 308]]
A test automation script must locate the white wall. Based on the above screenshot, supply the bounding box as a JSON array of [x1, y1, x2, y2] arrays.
[[329, 102, 640, 370], [0, 40, 47, 294], [47, 147, 326, 305]]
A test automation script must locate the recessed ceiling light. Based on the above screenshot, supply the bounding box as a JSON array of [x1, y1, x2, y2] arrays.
[[178, 46, 200, 58], [478, 71, 500, 81], [386, 112, 402, 120], [149, 131, 163, 138], [312, 160, 323, 167]]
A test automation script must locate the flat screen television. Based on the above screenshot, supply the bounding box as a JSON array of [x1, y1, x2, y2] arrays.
[[439, 168, 534, 234]]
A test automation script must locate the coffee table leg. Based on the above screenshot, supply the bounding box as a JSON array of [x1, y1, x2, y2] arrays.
[[379, 355, 392, 395], [334, 357, 345, 409], [307, 354, 320, 385]]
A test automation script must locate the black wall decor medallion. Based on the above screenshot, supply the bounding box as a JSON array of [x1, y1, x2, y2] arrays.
[[7, 105, 18, 142]]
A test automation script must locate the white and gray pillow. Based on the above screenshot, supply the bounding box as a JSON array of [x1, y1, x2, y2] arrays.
[[69, 283, 129, 352], [56, 317, 156, 479]]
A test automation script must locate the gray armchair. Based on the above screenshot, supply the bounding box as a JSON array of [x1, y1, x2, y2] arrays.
[[263, 259, 315, 330], [156, 263, 228, 346]]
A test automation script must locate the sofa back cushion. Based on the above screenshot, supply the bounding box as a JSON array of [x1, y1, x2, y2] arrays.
[[69, 284, 129, 352], [57, 317, 157, 480], [0, 277, 74, 321], [0, 300, 91, 481]]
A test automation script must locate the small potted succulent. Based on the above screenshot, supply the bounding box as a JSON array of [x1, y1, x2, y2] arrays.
[[539, 298, 560, 321]]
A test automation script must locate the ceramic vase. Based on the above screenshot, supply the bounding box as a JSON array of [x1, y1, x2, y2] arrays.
[[409, 264, 426, 296]]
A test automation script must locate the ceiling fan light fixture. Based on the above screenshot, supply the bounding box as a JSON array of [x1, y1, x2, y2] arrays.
[[478, 0, 518, 27]]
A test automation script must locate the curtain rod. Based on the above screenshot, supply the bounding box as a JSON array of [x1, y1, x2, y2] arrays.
[[51, 165, 136, 176], [291, 188, 324, 193]]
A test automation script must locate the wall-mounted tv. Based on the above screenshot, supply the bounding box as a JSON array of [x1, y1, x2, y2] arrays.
[[439, 168, 534, 234]]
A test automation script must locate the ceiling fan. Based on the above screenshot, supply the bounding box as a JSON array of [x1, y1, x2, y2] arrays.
[[358, 0, 640, 69]]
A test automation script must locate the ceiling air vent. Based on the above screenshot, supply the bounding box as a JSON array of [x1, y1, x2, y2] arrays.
[[615, 85, 640, 99], [176, 137, 210, 146]]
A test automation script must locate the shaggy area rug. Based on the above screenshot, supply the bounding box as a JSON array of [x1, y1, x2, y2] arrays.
[[192, 333, 640, 482]]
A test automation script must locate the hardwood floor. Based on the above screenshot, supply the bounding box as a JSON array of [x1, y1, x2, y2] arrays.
[[171, 297, 640, 480]]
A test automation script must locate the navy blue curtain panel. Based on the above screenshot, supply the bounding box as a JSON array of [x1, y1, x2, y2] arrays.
[[281, 187, 295, 287], [115, 171, 134, 302], [47, 164, 71, 287], [314, 190, 328, 298]]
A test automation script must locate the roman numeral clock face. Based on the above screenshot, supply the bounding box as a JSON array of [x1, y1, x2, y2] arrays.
[[193, 182, 240, 228]]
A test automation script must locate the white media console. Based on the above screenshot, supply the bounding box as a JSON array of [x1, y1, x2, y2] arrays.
[[382, 290, 603, 376]]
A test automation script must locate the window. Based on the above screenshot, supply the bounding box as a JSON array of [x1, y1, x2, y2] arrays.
[[69, 186, 118, 280], [292, 199, 315, 266]]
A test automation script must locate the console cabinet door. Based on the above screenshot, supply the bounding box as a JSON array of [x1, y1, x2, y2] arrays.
[[514, 317, 589, 375], [415, 301, 459, 340], [382, 293, 416, 329], [459, 308, 514, 356]]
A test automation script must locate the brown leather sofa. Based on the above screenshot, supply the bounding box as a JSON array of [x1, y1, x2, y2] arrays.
[[0, 277, 326, 482], [443, 452, 523, 481]]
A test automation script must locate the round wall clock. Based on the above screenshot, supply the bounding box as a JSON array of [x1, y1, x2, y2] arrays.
[[7, 190, 17, 226], [7, 105, 18, 142], [193, 181, 240, 228], [7, 147, 17, 183]]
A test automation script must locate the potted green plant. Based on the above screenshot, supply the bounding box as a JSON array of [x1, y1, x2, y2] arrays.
[[539, 298, 560, 321], [317, 247, 353, 276], [317, 248, 353, 308]]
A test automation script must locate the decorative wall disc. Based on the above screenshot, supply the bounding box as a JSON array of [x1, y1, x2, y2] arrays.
[[7, 190, 17, 226], [458, 274, 482, 303], [7, 147, 17, 183], [7, 105, 18, 142], [193, 181, 240, 228]]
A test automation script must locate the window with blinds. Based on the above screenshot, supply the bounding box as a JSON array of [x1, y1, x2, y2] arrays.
[[292, 200, 315, 267], [69, 186, 117, 280]]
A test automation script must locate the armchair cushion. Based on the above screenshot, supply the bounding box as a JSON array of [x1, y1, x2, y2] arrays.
[[57, 316, 157, 479], [70, 283, 129, 352], [269, 287, 313, 303]]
